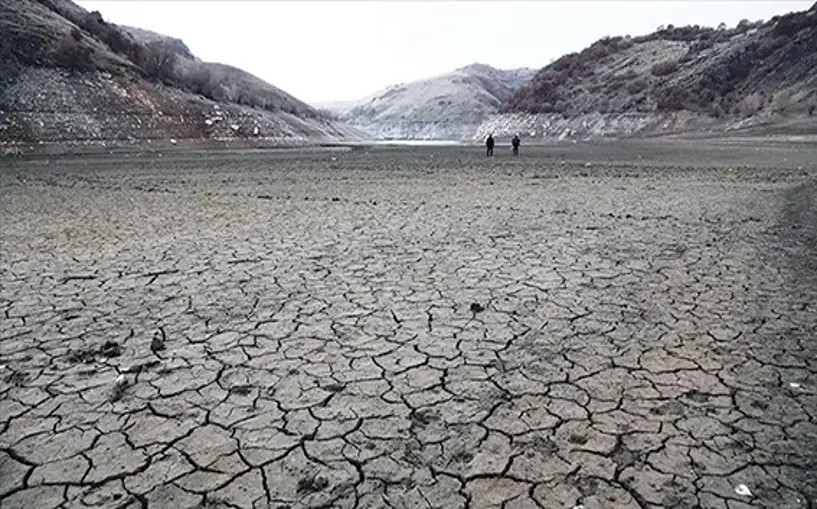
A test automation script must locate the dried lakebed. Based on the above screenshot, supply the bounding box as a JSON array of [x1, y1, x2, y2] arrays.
[[1, 142, 816, 508]]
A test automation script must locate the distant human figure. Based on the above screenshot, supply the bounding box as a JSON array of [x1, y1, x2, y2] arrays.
[[486, 134, 495, 156], [511, 134, 521, 156]]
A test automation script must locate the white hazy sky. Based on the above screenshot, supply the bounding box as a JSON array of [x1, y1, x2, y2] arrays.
[[75, 1, 812, 105]]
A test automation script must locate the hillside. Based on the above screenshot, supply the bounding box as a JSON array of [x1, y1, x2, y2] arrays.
[[121, 25, 195, 61], [477, 5, 817, 140], [331, 64, 535, 140], [0, 0, 365, 149]]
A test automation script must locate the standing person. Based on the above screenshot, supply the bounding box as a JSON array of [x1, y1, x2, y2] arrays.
[[486, 134, 495, 157], [511, 134, 520, 156]]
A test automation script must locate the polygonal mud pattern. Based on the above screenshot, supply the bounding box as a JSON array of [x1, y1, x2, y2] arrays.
[[1, 142, 816, 508]]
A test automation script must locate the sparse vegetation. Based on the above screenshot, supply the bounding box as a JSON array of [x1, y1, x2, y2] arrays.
[[772, 11, 812, 38], [503, 35, 635, 113], [52, 33, 96, 72], [7, 0, 816, 143], [0, 0, 365, 146], [79, 10, 143, 64], [502, 5, 816, 121], [737, 92, 764, 117], [0, 32, 12, 69], [137, 40, 177, 82], [686, 38, 715, 56], [650, 60, 680, 77], [626, 78, 648, 95], [181, 65, 215, 96], [3, 3, 320, 118], [655, 86, 688, 111], [315, 108, 341, 120]]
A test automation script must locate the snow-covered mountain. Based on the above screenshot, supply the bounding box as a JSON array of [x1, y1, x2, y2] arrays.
[[325, 63, 536, 140]]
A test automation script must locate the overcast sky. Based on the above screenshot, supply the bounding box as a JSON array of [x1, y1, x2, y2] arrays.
[[76, 1, 812, 105]]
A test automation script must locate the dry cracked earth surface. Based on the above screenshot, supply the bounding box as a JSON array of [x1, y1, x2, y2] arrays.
[[1, 141, 816, 509]]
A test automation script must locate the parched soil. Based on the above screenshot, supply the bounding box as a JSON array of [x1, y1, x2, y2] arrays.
[[1, 141, 816, 508]]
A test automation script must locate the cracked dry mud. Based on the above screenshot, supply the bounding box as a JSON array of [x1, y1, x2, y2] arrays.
[[1, 141, 816, 509]]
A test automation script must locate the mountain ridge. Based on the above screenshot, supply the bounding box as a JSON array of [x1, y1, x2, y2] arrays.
[[326, 63, 536, 140], [321, 5, 817, 141], [477, 5, 817, 139], [0, 0, 365, 148]]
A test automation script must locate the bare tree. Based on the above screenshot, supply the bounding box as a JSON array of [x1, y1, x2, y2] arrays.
[[138, 40, 177, 83]]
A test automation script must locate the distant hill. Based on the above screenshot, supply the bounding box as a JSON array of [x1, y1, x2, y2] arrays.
[[327, 64, 536, 140], [0, 0, 365, 148], [477, 4, 817, 140]]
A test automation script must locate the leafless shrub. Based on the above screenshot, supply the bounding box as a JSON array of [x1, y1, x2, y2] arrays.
[[183, 65, 214, 96], [651, 59, 679, 77], [655, 86, 689, 111], [176, 64, 244, 104], [772, 12, 810, 38], [137, 40, 177, 82], [52, 33, 95, 72], [0, 33, 11, 63], [627, 78, 648, 95], [688, 39, 715, 55], [78, 10, 146, 69], [737, 92, 763, 116], [315, 108, 340, 120]]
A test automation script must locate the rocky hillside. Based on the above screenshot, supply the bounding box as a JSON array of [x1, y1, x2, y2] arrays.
[[477, 4, 817, 140], [121, 25, 195, 61], [329, 64, 535, 140], [0, 0, 365, 148]]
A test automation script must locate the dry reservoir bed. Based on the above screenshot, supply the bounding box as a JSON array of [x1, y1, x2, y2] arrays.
[[1, 141, 816, 509]]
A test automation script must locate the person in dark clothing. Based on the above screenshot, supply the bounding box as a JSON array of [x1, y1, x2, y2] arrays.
[[511, 134, 521, 156], [486, 134, 495, 156]]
